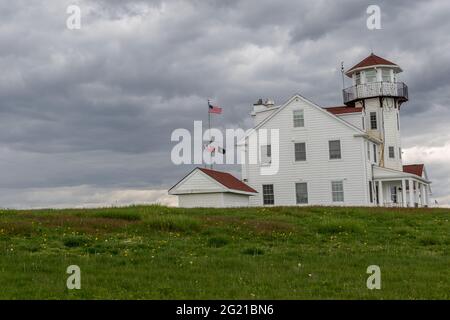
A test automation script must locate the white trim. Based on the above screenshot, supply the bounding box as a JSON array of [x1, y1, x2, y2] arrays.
[[345, 64, 402, 76], [373, 166, 431, 184]]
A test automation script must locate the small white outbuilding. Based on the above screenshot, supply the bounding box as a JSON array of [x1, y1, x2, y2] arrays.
[[168, 167, 258, 208]]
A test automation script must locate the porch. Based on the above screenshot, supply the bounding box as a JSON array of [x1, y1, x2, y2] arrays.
[[373, 166, 431, 208]]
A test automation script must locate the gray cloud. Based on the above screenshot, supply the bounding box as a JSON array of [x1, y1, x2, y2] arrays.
[[0, 0, 449, 207]]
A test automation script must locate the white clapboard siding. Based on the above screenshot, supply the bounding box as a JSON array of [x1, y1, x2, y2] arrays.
[[243, 95, 372, 206], [364, 98, 403, 171], [222, 193, 251, 207], [175, 170, 224, 193], [252, 107, 280, 127], [178, 192, 250, 208], [179, 193, 224, 207], [336, 112, 364, 130]]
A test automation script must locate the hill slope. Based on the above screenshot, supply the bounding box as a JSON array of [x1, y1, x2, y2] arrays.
[[0, 205, 448, 299]]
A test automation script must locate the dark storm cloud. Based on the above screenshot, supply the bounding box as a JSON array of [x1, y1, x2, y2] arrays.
[[0, 0, 449, 207]]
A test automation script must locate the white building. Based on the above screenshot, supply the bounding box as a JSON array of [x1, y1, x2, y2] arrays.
[[169, 167, 257, 208], [242, 53, 431, 207], [171, 54, 432, 208]]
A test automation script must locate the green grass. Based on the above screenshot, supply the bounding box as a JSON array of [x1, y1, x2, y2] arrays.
[[0, 205, 448, 299]]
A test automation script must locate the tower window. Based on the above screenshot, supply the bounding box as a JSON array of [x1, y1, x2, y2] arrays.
[[294, 142, 306, 161], [389, 146, 395, 159], [370, 112, 377, 130], [399, 147, 402, 159], [355, 72, 361, 85], [262, 184, 274, 205], [365, 69, 377, 83], [373, 144, 377, 163], [367, 141, 370, 160], [293, 110, 304, 128], [382, 69, 391, 82], [329, 140, 341, 160], [397, 113, 400, 130]]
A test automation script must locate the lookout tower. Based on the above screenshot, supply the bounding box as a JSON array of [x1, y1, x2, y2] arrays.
[[343, 53, 408, 171]]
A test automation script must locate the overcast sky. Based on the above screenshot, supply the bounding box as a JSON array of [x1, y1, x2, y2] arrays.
[[1, 0, 449, 208]]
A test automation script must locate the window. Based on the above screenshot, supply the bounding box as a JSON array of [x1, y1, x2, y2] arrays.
[[370, 112, 377, 130], [261, 145, 271, 163], [367, 141, 370, 160], [266, 145, 271, 157], [329, 140, 341, 159], [294, 142, 306, 161], [262, 184, 274, 205], [293, 110, 304, 128], [397, 113, 400, 130], [373, 144, 377, 163], [331, 181, 344, 202], [355, 72, 361, 85], [389, 146, 395, 159], [295, 183, 308, 204], [365, 69, 377, 83], [399, 147, 402, 159], [369, 181, 373, 203], [362, 117, 365, 130], [391, 186, 397, 203], [382, 69, 391, 82]]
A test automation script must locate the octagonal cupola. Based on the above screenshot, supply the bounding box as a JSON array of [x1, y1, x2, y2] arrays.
[[343, 53, 408, 105]]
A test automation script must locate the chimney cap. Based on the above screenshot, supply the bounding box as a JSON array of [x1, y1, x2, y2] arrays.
[[253, 98, 264, 106]]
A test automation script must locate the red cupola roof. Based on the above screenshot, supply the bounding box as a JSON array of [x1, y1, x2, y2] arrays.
[[345, 53, 401, 76]]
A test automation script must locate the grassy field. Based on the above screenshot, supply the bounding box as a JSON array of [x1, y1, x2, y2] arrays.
[[0, 205, 448, 299]]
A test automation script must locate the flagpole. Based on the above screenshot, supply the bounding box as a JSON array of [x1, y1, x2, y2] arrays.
[[208, 99, 212, 170]]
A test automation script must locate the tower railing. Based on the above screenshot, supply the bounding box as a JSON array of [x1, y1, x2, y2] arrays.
[[343, 82, 408, 105]]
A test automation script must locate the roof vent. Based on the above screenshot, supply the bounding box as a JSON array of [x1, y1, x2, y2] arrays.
[[264, 98, 274, 107]]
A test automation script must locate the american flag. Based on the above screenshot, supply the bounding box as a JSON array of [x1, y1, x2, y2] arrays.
[[208, 101, 222, 114], [205, 143, 225, 154]]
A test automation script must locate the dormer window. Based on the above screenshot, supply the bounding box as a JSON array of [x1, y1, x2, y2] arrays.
[[365, 69, 377, 83]]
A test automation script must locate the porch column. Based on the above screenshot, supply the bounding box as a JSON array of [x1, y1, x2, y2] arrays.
[[417, 182, 421, 207], [378, 181, 383, 206], [424, 185, 429, 207], [408, 179, 414, 207], [401, 179, 407, 208], [420, 183, 426, 207]]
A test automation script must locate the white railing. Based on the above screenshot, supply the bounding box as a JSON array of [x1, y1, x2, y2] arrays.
[[343, 82, 408, 104]]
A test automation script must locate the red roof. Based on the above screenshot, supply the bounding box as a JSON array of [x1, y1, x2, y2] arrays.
[[324, 106, 362, 115], [403, 164, 424, 177], [198, 168, 257, 193], [346, 53, 399, 74]]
